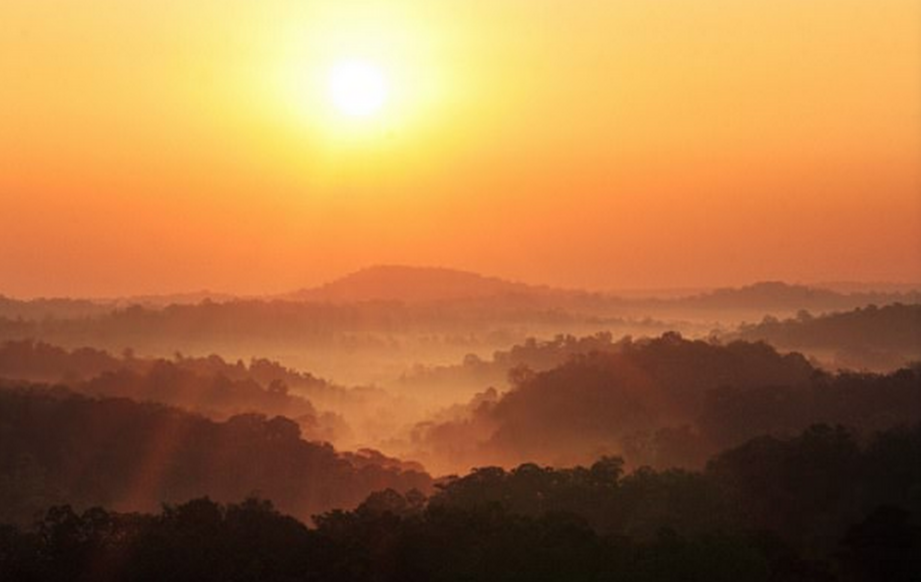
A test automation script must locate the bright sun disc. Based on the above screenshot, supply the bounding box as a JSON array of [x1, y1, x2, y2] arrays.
[[328, 60, 388, 117]]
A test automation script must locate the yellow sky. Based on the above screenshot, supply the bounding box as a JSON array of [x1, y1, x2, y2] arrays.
[[1, 0, 919, 297]]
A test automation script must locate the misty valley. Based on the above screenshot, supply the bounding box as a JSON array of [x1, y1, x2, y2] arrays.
[[1, 266, 919, 581], [5, 0, 920, 577]]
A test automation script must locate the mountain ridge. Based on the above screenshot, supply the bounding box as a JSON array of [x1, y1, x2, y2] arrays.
[[286, 265, 561, 303]]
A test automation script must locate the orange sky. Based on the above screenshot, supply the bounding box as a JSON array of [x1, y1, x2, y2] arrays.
[[2, 0, 920, 297]]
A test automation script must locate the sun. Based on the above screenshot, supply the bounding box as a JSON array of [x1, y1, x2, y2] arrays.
[[328, 60, 388, 118]]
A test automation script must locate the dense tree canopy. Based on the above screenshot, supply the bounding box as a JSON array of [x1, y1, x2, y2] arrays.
[[411, 334, 921, 472], [3, 423, 919, 581], [0, 386, 430, 526]]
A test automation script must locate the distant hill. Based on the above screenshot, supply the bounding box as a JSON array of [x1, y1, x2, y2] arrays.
[[287, 265, 553, 303], [728, 302, 921, 370], [733, 303, 921, 349], [682, 281, 846, 310], [287, 268, 920, 313], [6, 273, 908, 336], [646, 281, 921, 317]]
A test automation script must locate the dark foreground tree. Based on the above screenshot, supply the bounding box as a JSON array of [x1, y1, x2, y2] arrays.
[[3, 424, 920, 582]]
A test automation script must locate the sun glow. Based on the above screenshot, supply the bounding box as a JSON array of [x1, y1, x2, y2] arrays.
[[328, 60, 388, 118], [266, 3, 456, 150]]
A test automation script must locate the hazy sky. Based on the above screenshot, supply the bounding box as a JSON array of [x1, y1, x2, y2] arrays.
[[2, 0, 920, 297]]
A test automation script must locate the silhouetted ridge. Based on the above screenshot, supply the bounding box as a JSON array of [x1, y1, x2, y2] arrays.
[[288, 265, 550, 303], [0, 385, 431, 525], [684, 281, 920, 311], [409, 333, 921, 473], [730, 303, 921, 369]]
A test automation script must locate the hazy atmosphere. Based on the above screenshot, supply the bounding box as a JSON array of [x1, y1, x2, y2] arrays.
[[2, 2, 920, 581]]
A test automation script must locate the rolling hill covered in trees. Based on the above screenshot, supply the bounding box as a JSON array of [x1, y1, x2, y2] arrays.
[[731, 303, 921, 370], [0, 385, 430, 527], [406, 334, 921, 474], [1, 273, 918, 579]]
